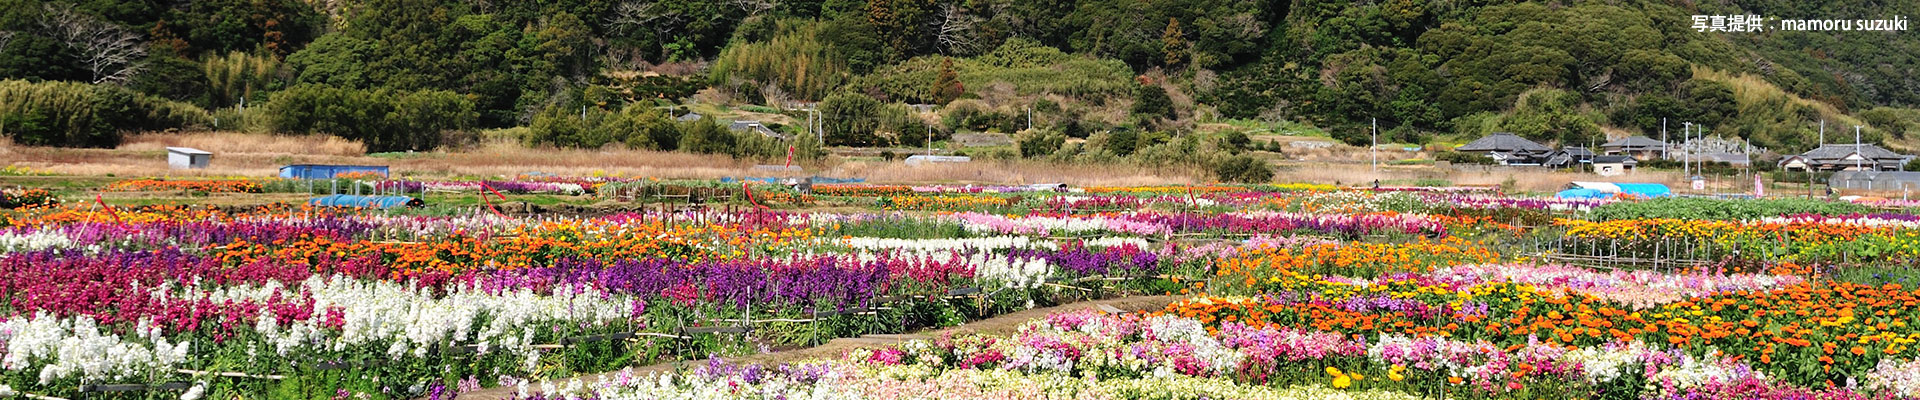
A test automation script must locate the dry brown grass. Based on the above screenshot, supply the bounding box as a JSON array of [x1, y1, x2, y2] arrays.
[[826, 159, 1204, 186], [121, 132, 366, 157]]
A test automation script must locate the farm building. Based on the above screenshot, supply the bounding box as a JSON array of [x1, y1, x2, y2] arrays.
[[1456, 133, 1552, 165], [167, 147, 211, 169], [1778, 144, 1909, 171], [1600, 136, 1667, 160], [280, 164, 391, 179], [1592, 155, 1638, 176]]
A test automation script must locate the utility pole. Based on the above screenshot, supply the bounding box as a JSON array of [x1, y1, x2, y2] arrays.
[[1856, 125, 1864, 172], [1661, 118, 1667, 159], [1370, 118, 1378, 173], [1027, 106, 1033, 131], [1682, 122, 1692, 178], [927, 124, 934, 156]]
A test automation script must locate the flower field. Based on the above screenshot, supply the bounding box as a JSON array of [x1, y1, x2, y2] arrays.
[[7, 182, 1920, 399]]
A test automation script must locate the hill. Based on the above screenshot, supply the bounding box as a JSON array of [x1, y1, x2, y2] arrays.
[[1, 0, 1916, 166]]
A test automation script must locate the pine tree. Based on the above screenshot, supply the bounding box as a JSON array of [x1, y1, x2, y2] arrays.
[[1161, 18, 1188, 68], [930, 57, 964, 104]]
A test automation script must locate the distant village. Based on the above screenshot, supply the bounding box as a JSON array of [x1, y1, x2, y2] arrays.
[[1455, 132, 1915, 177]]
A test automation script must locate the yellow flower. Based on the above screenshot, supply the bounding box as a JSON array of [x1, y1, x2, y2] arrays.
[[1332, 374, 1352, 389], [1325, 366, 1342, 376]]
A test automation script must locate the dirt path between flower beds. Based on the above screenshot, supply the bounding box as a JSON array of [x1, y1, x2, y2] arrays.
[[450, 295, 1179, 400]]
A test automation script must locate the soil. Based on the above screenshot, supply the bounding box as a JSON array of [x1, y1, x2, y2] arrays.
[[450, 295, 1179, 400]]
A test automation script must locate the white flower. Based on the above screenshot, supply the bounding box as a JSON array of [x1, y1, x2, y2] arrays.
[[180, 381, 206, 400]]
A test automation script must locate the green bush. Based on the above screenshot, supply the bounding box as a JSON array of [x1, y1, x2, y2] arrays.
[[266, 84, 474, 152], [1212, 155, 1274, 183], [1435, 151, 1495, 165], [0, 80, 210, 148], [1016, 129, 1065, 158]]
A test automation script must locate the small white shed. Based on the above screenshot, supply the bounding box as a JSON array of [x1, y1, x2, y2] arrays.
[[167, 147, 211, 169]]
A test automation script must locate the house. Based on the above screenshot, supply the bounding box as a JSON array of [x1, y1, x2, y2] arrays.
[[1778, 144, 1908, 171], [1592, 155, 1638, 176], [1456, 132, 1553, 165], [727, 120, 785, 139], [1600, 136, 1668, 160], [166, 147, 211, 169], [1544, 147, 1597, 168], [675, 112, 703, 122]]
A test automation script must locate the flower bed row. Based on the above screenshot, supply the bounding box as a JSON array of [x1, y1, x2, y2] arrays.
[[106, 179, 266, 193]]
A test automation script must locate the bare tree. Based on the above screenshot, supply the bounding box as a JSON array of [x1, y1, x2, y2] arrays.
[[934, 3, 979, 55], [730, 0, 775, 17], [607, 0, 681, 36], [41, 5, 147, 85]]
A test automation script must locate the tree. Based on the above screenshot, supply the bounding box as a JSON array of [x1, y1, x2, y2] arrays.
[[202, 51, 278, 107], [266, 85, 474, 152], [1160, 18, 1186, 67], [40, 5, 146, 84], [929, 57, 963, 104], [819, 91, 882, 145], [1132, 84, 1173, 122], [934, 3, 978, 55]]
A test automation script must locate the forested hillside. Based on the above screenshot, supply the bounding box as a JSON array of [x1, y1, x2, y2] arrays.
[[1, 0, 1915, 159]]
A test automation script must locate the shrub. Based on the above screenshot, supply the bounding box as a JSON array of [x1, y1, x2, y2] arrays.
[[0, 80, 210, 148], [1016, 129, 1065, 158], [1435, 151, 1495, 165], [1132, 85, 1174, 121], [1212, 155, 1274, 183]]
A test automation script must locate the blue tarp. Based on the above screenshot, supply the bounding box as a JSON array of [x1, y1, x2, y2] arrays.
[[1614, 183, 1674, 198], [280, 165, 390, 179], [1561, 182, 1674, 199], [308, 195, 422, 209], [1556, 188, 1613, 199]]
